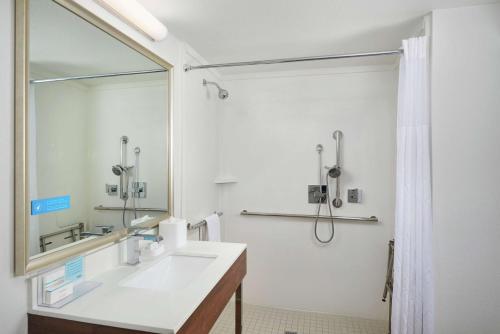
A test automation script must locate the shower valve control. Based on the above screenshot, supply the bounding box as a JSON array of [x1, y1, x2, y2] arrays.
[[106, 184, 118, 196], [308, 185, 327, 204], [133, 182, 147, 198], [348, 188, 362, 203]]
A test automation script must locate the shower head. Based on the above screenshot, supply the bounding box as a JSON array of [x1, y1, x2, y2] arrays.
[[218, 88, 229, 100], [112, 164, 127, 176], [329, 129, 343, 178], [112, 164, 133, 200], [328, 165, 341, 178], [316, 144, 323, 153], [203, 79, 229, 100]]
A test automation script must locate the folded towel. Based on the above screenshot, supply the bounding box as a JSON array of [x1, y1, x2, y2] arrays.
[[205, 214, 221, 242]]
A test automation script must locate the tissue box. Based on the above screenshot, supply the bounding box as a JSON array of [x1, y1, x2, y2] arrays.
[[159, 217, 187, 250]]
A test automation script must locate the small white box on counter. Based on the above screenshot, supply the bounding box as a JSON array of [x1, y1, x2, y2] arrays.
[[41, 267, 65, 290], [43, 282, 74, 305]]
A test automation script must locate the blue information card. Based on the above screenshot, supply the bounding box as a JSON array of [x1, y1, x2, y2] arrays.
[[31, 195, 70, 215], [65, 256, 84, 282]]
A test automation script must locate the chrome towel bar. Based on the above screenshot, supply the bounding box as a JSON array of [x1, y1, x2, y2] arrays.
[[187, 212, 223, 230], [240, 210, 378, 222]]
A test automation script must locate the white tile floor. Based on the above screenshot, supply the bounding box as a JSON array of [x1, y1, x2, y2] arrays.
[[210, 303, 388, 334]]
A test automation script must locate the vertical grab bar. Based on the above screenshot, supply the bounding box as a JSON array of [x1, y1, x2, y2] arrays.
[[119, 136, 128, 200], [333, 130, 343, 208]]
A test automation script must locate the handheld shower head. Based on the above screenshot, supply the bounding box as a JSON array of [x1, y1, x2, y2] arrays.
[[112, 164, 127, 176], [328, 165, 341, 178], [112, 164, 133, 200], [203, 79, 229, 100], [328, 130, 343, 178]]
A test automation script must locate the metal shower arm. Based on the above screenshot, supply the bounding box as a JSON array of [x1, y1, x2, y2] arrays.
[[203, 79, 221, 90]]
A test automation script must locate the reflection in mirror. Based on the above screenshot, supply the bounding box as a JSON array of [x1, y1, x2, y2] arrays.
[[28, 0, 169, 257]]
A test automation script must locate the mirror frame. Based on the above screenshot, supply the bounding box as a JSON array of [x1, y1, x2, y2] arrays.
[[15, 0, 174, 276]]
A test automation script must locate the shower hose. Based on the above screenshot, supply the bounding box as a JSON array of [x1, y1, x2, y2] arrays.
[[314, 147, 335, 243], [121, 195, 138, 229], [122, 198, 128, 228], [314, 173, 335, 243]]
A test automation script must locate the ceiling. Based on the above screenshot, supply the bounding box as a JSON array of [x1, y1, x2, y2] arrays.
[[140, 0, 498, 72]]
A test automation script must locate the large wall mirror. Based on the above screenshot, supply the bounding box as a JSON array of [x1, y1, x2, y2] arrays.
[[15, 0, 173, 275]]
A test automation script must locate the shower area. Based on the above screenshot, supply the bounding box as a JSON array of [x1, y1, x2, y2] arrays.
[[219, 68, 395, 334], [183, 54, 399, 333], [179, 16, 434, 330]]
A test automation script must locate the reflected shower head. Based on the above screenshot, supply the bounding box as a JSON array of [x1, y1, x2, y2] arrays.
[[112, 164, 133, 201], [112, 164, 127, 176], [203, 79, 229, 99]]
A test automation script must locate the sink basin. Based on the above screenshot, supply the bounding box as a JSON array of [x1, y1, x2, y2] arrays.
[[121, 254, 216, 292]]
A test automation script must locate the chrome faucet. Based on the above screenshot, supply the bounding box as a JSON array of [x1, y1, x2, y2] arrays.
[[80, 225, 114, 239], [126, 233, 163, 265], [80, 231, 104, 238]]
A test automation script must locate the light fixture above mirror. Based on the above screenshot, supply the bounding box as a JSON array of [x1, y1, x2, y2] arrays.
[[96, 0, 168, 41]]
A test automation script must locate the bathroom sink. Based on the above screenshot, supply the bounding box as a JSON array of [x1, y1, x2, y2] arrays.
[[120, 254, 216, 292]]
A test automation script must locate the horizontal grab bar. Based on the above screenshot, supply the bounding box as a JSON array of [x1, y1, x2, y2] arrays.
[[240, 210, 378, 222], [94, 205, 168, 213], [39, 222, 85, 240]]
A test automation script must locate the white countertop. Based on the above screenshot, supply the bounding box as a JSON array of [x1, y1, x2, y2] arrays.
[[29, 241, 247, 333]]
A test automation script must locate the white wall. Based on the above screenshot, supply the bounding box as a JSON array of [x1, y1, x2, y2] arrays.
[[219, 67, 397, 319], [0, 0, 220, 332], [431, 4, 500, 333], [181, 51, 221, 240]]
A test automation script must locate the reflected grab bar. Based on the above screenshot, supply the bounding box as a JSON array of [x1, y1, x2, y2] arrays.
[[94, 205, 168, 213], [39, 222, 85, 252], [240, 210, 378, 222]]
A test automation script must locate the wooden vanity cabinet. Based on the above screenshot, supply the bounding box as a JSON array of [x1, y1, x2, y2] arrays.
[[28, 250, 247, 334]]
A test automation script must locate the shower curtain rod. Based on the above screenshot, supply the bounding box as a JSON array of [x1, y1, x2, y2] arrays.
[[30, 68, 167, 84], [184, 49, 403, 71]]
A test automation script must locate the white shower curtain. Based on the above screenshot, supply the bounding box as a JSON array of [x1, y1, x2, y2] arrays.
[[392, 37, 434, 334]]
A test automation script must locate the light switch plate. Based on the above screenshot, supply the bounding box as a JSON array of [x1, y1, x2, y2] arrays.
[[348, 188, 362, 203]]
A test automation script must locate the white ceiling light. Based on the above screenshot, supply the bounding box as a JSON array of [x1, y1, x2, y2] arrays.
[[97, 0, 168, 42]]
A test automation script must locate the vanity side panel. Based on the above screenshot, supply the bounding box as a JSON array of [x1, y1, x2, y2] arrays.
[[178, 249, 247, 334]]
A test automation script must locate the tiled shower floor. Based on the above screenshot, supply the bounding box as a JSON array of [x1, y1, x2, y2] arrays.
[[210, 303, 388, 334]]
